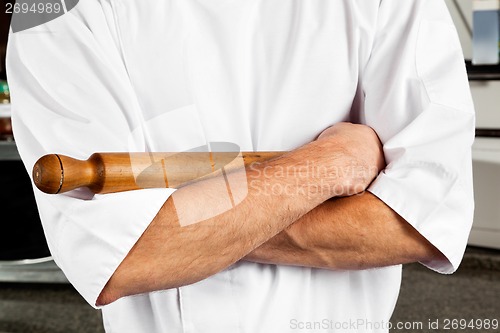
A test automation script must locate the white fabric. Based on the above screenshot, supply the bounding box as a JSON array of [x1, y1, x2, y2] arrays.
[[7, 0, 475, 332]]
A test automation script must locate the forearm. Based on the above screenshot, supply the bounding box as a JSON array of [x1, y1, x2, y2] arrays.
[[245, 191, 446, 270], [97, 138, 357, 305]]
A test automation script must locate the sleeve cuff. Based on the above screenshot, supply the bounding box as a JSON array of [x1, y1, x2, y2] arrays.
[[367, 162, 474, 274], [51, 188, 175, 308]]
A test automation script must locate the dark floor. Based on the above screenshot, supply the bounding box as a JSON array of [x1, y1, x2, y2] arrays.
[[390, 247, 500, 332], [0, 283, 104, 333], [0, 246, 499, 333]]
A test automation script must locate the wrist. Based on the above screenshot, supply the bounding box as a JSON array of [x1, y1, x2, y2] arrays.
[[245, 143, 339, 205], [315, 132, 382, 196]]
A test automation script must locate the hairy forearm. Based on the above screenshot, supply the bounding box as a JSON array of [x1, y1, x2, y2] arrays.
[[97, 137, 364, 305], [245, 191, 446, 270], [97, 123, 385, 305]]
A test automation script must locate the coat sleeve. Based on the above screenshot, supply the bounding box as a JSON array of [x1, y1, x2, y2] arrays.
[[7, 3, 174, 307], [362, 0, 476, 274]]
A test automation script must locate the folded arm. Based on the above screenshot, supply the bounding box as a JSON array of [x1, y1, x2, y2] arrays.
[[97, 122, 384, 306], [245, 191, 446, 270], [246, 124, 446, 270]]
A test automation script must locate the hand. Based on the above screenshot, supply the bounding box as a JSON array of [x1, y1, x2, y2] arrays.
[[317, 122, 385, 196]]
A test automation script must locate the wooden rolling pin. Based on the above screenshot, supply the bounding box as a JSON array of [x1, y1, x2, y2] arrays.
[[33, 150, 285, 194]]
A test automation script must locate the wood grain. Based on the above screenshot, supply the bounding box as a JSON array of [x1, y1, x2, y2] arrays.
[[33, 151, 286, 194]]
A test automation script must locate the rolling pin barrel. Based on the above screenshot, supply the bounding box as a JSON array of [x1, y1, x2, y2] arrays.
[[32, 151, 285, 194]]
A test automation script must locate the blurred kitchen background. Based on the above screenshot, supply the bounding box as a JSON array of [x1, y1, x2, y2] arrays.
[[0, 1, 499, 332]]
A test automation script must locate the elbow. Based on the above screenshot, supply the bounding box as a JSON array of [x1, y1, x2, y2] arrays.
[[96, 283, 117, 307], [95, 270, 176, 306], [95, 259, 213, 306], [415, 240, 448, 267], [96, 273, 127, 306], [408, 226, 448, 265], [95, 260, 162, 306], [95, 271, 177, 306]]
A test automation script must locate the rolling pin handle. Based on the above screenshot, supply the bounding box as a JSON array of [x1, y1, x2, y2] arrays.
[[33, 154, 96, 194], [32, 154, 64, 194]]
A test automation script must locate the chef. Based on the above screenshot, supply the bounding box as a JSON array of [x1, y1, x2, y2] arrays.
[[7, 0, 475, 332]]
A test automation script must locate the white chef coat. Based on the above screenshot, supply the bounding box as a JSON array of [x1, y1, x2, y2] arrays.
[[7, 0, 475, 332]]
